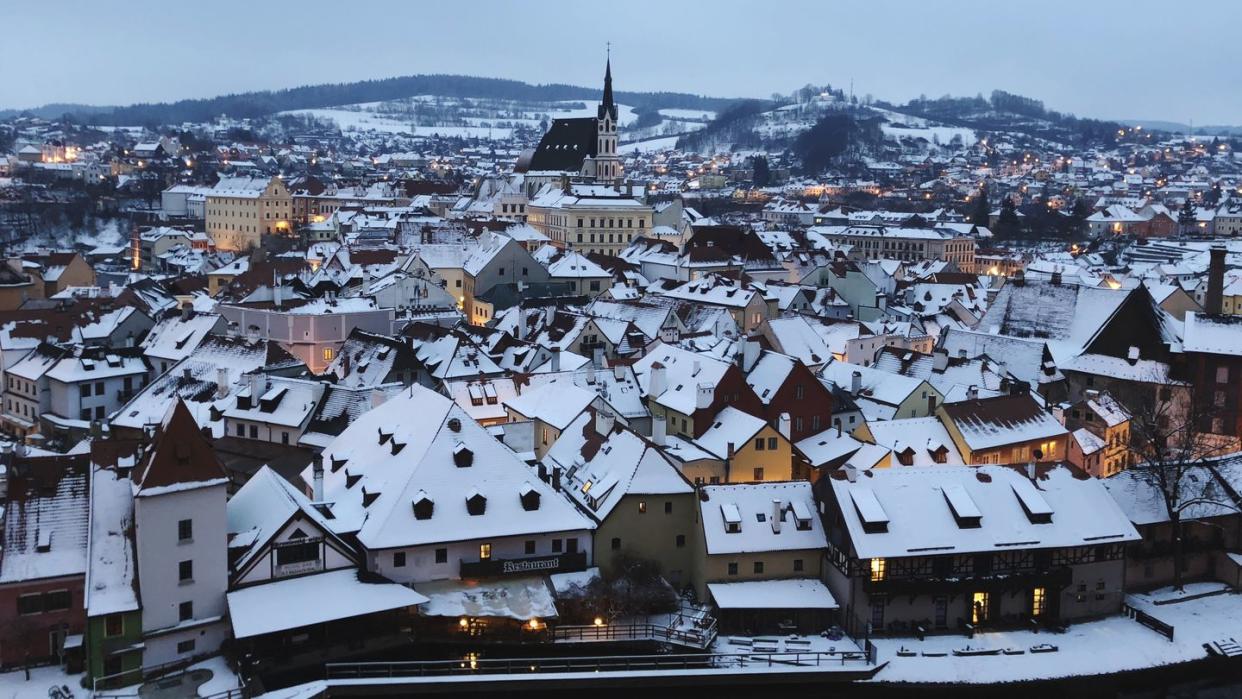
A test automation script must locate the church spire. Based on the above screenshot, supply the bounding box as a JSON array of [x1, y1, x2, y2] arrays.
[[599, 46, 617, 121]]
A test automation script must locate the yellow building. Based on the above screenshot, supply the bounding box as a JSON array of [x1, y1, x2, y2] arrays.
[[691, 482, 827, 601], [937, 394, 1070, 466], [206, 175, 293, 252], [527, 182, 653, 257], [693, 407, 798, 483]]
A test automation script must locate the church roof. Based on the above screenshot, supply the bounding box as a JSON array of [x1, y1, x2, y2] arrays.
[[529, 117, 599, 173]]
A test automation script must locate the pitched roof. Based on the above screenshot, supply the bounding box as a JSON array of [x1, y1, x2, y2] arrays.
[[529, 118, 598, 173], [828, 464, 1139, 559], [133, 400, 229, 496]]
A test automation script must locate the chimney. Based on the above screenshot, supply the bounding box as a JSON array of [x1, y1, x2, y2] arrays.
[[550, 352, 561, 372], [691, 359, 701, 377], [778, 412, 791, 440], [594, 408, 616, 437], [273, 278, 282, 308], [771, 499, 782, 533], [592, 346, 605, 369], [727, 442, 736, 458], [850, 370, 862, 396], [544, 305, 555, 325], [648, 363, 667, 397], [371, 389, 388, 409], [537, 462, 548, 482], [1127, 346, 1140, 366], [248, 372, 262, 399], [552, 466, 561, 491], [652, 414, 667, 446], [1206, 245, 1226, 315], [696, 383, 713, 410], [967, 384, 979, 401], [215, 366, 229, 399], [312, 453, 325, 501], [844, 463, 858, 482], [742, 339, 760, 370], [182, 367, 192, 381], [957, 348, 967, 359], [1050, 269, 1062, 286], [932, 349, 948, 372], [1026, 460, 1036, 480], [613, 363, 625, 381]]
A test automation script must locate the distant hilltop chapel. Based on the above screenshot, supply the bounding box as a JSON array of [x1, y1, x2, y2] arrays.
[[517, 57, 623, 183]]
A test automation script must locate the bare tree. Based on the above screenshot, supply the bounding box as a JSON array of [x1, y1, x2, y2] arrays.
[[1128, 384, 1239, 590]]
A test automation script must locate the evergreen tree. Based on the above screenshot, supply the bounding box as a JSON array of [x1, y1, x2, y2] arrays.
[[1205, 182, 1223, 207], [1178, 198, 1197, 235], [751, 156, 771, 187], [969, 184, 990, 227], [996, 196, 1021, 239]]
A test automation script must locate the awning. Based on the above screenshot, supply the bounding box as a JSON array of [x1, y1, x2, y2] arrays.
[[707, 579, 839, 610], [227, 568, 428, 639], [416, 575, 558, 621]]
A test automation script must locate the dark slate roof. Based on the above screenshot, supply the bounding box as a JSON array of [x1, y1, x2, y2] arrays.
[[528, 117, 598, 173]]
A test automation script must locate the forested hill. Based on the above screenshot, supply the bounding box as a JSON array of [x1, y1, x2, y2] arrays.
[[5, 75, 741, 126]]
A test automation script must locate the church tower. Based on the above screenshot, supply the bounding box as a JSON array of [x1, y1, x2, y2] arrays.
[[593, 52, 622, 182]]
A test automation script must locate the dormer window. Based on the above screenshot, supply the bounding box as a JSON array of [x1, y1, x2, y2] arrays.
[[390, 440, 405, 456], [345, 470, 361, 489], [330, 456, 347, 473], [362, 488, 381, 508], [466, 489, 487, 516], [412, 491, 434, 520], [453, 443, 473, 467], [519, 482, 541, 511], [721, 503, 742, 534], [791, 500, 813, 531], [942, 484, 982, 529], [378, 428, 392, 445]]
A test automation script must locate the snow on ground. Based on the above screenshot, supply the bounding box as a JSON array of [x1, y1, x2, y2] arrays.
[[0, 665, 84, 699], [880, 122, 977, 147], [620, 136, 681, 154], [658, 108, 716, 121], [189, 655, 242, 697], [868, 588, 1242, 684], [713, 632, 862, 657], [282, 99, 639, 139]]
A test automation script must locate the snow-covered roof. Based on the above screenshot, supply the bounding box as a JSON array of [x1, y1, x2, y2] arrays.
[[866, 417, 965, 466], [1182, 312, 1242, 356], [695, 407, 768, 459], [940, 395, 1067, 452], [632, 342, 734, 416], [549, 412, 691, 521], [699, 482, 826, 555], [707, 578, 838, 609], [416, 575, 557, 621], [0, 461, 89, 584], [85, 465, 139, 617], [504, 380, 597, 430], [829, 464, 1139, 559], [312, 385, 593, 548], [227, 568, 428, 639]]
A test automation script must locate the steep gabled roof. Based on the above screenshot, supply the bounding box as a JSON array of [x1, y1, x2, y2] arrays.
[[529, 118, 598, 173], [133, 400, 229, 496]]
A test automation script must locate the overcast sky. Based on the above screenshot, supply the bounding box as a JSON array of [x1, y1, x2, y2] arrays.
[[3, 0, 1239, 125]]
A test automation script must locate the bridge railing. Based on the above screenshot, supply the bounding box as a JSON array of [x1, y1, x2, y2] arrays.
[[325, 649, 871, 680]]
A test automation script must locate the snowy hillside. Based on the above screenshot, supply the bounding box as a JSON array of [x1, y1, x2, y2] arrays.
[[281, 96, 713, 142]]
